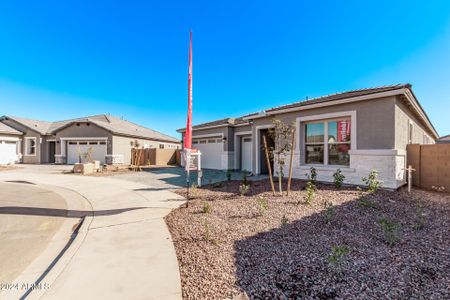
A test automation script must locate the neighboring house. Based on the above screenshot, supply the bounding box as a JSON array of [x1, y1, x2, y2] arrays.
[[0, 114, 180, 165], [0, 122, 22, 165], [437, 135, 450, 143], [177, 84, 439, 189]]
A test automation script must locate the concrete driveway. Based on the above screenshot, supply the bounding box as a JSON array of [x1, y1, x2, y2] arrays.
[[0, 165, 185, 300], [112, 166, 257, 189]]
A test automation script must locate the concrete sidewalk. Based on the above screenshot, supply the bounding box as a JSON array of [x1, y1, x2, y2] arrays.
[[0, 168, 185, 300]]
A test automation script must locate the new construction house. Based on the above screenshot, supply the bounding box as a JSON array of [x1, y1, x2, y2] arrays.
[[0, 114, 180, 165], [177, 84, 438, 189]]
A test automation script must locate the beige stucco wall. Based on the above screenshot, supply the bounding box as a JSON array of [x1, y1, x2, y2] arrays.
[[249, 96, 397, 174], [394, 98, 434, 150], [55, 123, 114, 156]]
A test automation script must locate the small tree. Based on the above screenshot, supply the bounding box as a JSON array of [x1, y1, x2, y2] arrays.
[[268, 118, 295, 196]]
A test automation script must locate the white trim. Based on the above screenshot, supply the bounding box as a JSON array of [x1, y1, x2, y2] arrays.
[[295, 110, 357, 153], [349, 149, 406, 156], [245, 90, 402, 120], [60, 137, 108, 141], [24, 137, 37, 156], [296, 111, 356, 167], [0, 136, 20, 142], [46, 139, 57, 142], [192, 133, 224, 139], [255, 124, 274, 174], [234, 131, 253, 170], [403, 89, 439, 139]]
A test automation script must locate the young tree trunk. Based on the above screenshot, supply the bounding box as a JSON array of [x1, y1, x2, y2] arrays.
[[278, 153, 283, 196], [263, 135, 276, 196], [287, 128, 296, 196]]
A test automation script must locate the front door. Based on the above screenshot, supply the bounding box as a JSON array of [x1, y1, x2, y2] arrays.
[[48, 141, 56, 163], [259, 129, 274, 174]]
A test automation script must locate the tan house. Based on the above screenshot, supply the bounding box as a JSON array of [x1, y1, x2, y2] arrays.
[[0, 114, 180, 165], [177, 84, 439, 189]]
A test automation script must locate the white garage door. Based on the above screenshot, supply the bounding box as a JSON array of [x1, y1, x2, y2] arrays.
[[0, 140, 18, 165], [241, 136, 252, 172], [192, 138, 223, 169], [67, 141, 107, 165]]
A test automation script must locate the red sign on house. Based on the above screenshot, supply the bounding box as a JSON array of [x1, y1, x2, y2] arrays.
[[337, 120, 351, 142]]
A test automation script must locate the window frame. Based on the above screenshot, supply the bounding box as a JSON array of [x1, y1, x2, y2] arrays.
[[25, 137, 37, 156], [297, 111, 356, 168]]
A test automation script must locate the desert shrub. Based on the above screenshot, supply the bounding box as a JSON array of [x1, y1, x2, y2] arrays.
[[226, 170, 232, 181], [328, 245, 350, 273], [242, 172, 249, 186], [323, 201, 335, 224], [362, 170, 381, 193], [189, 183, 198, 199], [202, 201, 212, 214], [333, 169, 345, 188], [203, 219, 218, 245], [355, 186, 377, 208], [239, 183, 250, 196], [412, 195, 426, 230], [379, 217, 400, 246], [256, 196, 268, 216], [303, 181, 316, 205], [281, 215, 289, 227], [306, 167, 317, 183]]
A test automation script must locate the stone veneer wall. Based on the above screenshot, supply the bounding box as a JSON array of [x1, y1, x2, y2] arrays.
[[274, 149, 407, 189]]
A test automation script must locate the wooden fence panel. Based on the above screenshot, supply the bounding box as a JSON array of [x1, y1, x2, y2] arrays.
[[131, 148, 177, 166], [407, 144, 450, 192]]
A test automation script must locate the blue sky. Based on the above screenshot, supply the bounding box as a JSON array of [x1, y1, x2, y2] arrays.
[[0, 0, 449, 137]]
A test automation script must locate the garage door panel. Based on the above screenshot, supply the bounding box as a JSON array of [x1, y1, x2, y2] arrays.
[[192, 138, 222, 169], [0, 141, 18, 165], [67, 141, 107, 164]]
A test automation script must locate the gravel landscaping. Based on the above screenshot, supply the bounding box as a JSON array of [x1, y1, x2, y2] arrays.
[[165, 179, 450, 299]]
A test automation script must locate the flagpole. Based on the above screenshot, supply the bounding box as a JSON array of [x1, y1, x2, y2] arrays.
[[185, 31, 193, 207]]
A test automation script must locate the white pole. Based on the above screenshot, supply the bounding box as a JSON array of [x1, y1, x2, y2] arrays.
[[197, 151, 202, 187]]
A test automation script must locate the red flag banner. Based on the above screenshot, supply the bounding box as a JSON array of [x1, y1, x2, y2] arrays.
[[337, 120, 351, 142], [184, 31, 193, 150]]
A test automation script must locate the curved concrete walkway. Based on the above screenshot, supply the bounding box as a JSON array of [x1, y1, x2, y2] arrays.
[[0, 166, 185, 300]]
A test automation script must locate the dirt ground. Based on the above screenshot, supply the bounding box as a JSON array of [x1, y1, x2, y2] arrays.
[[166, 179, 450, 299]]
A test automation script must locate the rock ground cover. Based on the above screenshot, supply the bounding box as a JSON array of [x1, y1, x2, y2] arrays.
[[165, 179, 450, 299]]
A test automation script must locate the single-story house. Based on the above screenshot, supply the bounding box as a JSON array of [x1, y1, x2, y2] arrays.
[[0, 114, 180, 165], [177, 84, 439, 189], [437, 134, 450, 143]]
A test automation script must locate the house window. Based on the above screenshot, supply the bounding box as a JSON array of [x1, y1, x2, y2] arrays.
[[305, 123, 324, 164], [25, 138, 36, 156], [192, 141, 198, 144], [305, 119, 351, 166], [327, 120, 351, 165], [159, 144, 164, 149]]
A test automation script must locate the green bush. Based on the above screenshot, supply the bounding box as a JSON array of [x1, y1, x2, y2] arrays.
[[327, 245, 350, 273], [304, 181, 316, 205], [333, 169, 345, 188], [323, 201, 335, 224], [379, 217, 400, 246], [362, 170, 381, 193], [239, 183, 250, 196], [202, 201, 212, 213], [226, 170, 232, 181], [256, 196, 268, 216], [306, 167, 317, 183], [281, 215, 289, 227]]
